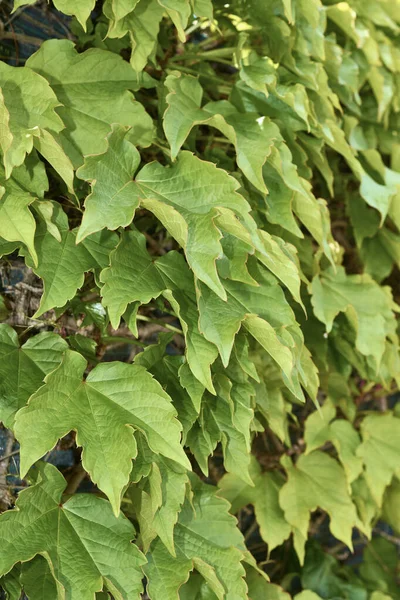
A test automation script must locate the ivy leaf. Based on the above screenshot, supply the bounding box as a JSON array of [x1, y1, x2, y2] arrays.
[[103, 0, 141, 22], [187, 371, 255, 484], [246, 567, 291, 600], [196, 259, 297, 371], [1, 150, 48, 198], [178, 573, 219, 600], [52, 0, 96, 29], [256, 230, 302, 305], [311, 266, 398, 365], [301, 543, 366, 600], [382, 476, 400, 534], [88, 143, 282, 308], [32, 200, 62, 242], [102, 244, 219, 392], [262, 141, 334, 260], [0, 186, 38, 266], [0, 565, 22, 600], [164, 71, 279, 192], [0, 324, 68, 428], [144, 474, 247, 600], [15, 349, 190, 514], [359, 538, 399, 598], [134, 151, 253, 299], [129, 433, 189, 556], [26, 40, 154, 166], [159, 0, 191, 42], [33, 129, 75, 194], [356, 413, 400, 507], [76, 125, 141, 241], [280, 452, 361, 564], [134, 333, 202, 439], [304, 399, 363, 485], [23, 203, 117, 317], [0, 462, 146, 600], [2, 556, 59, 600], [105, 0, 164, 73], [0, 152, 50, 264], [100, 228, 165, 328], [155, 252, 219, 392], [218, 456, 291, 551], [191, 0, 213, 18], [0, 64, 63, 177]]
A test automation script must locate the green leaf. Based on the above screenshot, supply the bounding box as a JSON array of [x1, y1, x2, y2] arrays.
[[0, 462, 146, 600], [256, 230, 303, 305], [100, 228, 165, 329], [262, 141, 334, 260], [359, 538, 400, 598], [134, 151, 254, 299], [196, 260, 297, 375], [33, 129, 75, 194], [356, 412, 400, 507], [0, 324, 68, 428], [164, 71, 279, 192], [0, 152, 49, 264], [362, 228, 400, 283], [301, 543, 368, 600], [280, 452, 361, 564], [76, 125, 141, 241], [311, 266, 398, 365], [104, 0, 141, 21], [304, 399, 363, 484], [295, 593, 324, 600], [159, 0, 191, 42], [15, 349, 190, 514], [106, 0, 164, 73], [0, 565, 22, 600], [26, 40, 153, 166], [218, 456, 291, 551], [23, 203, 117, 317], [53, 0, 96, 29], [0, 186, 38, 266], [254, 380, 290, 445], [144, 474, 247, 600], [68, 333, 98, 362], [129, 433, 189, 556], [155, 252, 219, 392], [179, 573, 219, 600], [33, 200, 62, 242], [104, 236, 222, 393], [351, 475, 379, 538], [245, 566, 289, 600], [0, 64, 63, 178], [21, 555, 59, 600], [382, 476, 400, 534], [134, 333, 201, 439], [191, 0, 213, 18], [187, 370, 254, 484], [12, 0, 37, 9], [359, 172, 396, 224], [2, 149, 48, 198]]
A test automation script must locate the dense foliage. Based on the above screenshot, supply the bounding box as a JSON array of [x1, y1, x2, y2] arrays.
[[0, 0, 400, 598]]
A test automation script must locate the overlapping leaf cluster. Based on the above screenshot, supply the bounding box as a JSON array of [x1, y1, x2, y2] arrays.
[[0, 0, 400, 598]]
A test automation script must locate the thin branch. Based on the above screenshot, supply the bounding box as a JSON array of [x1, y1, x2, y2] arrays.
[[0, 449, 19, 462], [0, 430, 15, 509], [0, 31, 44, 45], [372, 528, 400, 547], [136, 314, 182, 334]]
